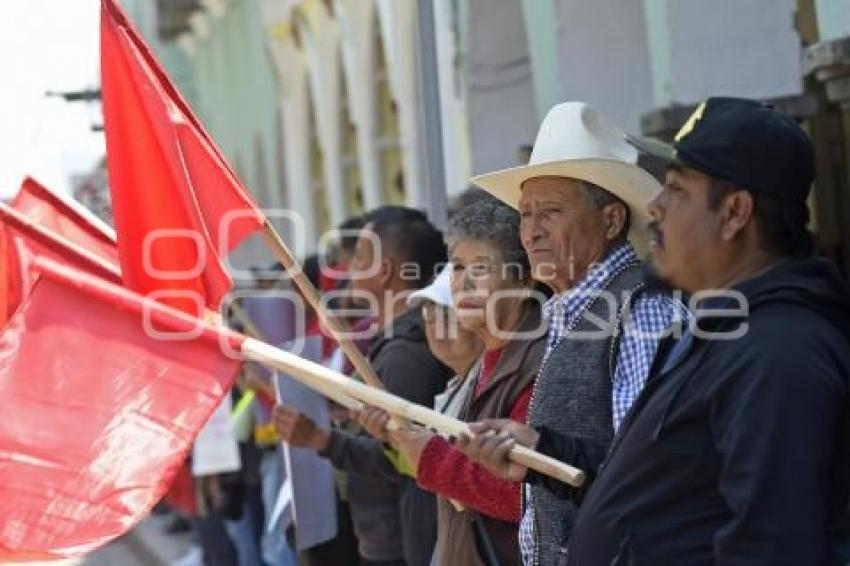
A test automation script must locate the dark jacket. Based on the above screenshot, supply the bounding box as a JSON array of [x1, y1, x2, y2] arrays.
[[551, 259, 850, 565], [321, 307, 452, 565], [433, 303, 545, 566]]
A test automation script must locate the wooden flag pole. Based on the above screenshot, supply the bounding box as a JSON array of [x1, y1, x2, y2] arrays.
[[226, 299, 265, 342], [260, 222, 385, 392], [28, 253, 579, 486], [227, 296, 362, 411], [241, 336, 585, 487]]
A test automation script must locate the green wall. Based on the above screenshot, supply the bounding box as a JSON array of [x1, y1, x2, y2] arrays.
[[816, 0, 850, 41], [521, 0, 559, 120], [186, 0, 283, 210], [642, 0, 672, 107]]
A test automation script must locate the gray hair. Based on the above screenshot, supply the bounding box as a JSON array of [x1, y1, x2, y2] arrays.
[[446, 195, 530, 281], [581, 181, 631, 237]]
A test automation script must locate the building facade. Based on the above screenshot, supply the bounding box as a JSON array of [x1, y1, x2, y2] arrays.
[[119, 0, 850, 272]]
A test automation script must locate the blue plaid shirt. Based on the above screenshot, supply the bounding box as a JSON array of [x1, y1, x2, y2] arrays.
[[519, 243, 687, 564]]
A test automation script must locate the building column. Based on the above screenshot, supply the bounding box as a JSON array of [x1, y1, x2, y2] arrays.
[[433, 0, 472, 198], [463, 0, 537, 174], [642, 0, 672, 107], [550, 0, 654, 134], [266, 27, 319, 250], [376, 0, 425, 208], [521, 0, 559, 121], [297, 1, 349, 228], [336, 0, 384, 211]]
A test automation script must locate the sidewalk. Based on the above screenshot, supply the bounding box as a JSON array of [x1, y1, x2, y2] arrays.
[[24, 513, 196, 566], [116, 513, 196, 566]]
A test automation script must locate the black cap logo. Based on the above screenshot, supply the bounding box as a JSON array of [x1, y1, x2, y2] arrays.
[[674, 102, 707, 143]]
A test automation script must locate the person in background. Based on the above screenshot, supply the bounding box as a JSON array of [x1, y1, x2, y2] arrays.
[[220, 313, 270, 566], [322, 215, 366, 326], [296, 217, 375, 566], [291, 254, 363, 566], [257, 264, 309, 566], [331, 215, 366, 268], [409, 265, 483, 384], [323, 215, 375, 377], [274, 206, 452, 566]]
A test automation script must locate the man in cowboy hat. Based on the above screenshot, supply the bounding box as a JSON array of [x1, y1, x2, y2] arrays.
[[466, 102, 686, 565], [462, 98, 850, 564]]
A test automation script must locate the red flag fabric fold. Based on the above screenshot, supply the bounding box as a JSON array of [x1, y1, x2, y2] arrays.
[[0, 226, 10, 325], [0, 202, 122, 326], [11, 176, 118, 264], [0, 257, 243, 561], [0, 203, 121, 285], [100, 0, 265, 315]]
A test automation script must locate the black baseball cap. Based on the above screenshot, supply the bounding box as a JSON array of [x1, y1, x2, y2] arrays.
[[627, 97, 814, 206]]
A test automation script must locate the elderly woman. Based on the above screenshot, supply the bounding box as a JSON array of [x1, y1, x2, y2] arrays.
[[359, 197, 546, 566]]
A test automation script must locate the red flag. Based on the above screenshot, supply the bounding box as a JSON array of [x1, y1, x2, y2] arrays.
[[0, 257, 243, 561], [100, 0, 265, 315], [0, 202, 122, 325], [11, 176, 119, 264]]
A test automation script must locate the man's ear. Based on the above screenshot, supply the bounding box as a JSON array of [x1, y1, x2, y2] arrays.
[[603, 202, 628, 241], [719, 190, 755, 241], [378, 257, 395, 287]]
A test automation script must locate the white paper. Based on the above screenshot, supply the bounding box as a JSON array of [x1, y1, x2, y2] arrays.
[[192, 395, 241, 476]]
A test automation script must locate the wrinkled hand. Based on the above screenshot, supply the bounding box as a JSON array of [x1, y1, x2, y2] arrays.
[[387, 426, 435, 471], [454, 419, 540, 482], [353, 406, 392, 442], [272, 404, 329, 451]]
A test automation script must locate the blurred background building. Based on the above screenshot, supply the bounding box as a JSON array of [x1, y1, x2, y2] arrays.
[[98, 0, 850, 275]]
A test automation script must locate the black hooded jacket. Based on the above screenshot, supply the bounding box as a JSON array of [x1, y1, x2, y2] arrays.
[[545, 259, 850, 565]]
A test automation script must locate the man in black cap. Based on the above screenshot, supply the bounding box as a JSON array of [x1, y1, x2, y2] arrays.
[[459, 97, 850, 564]]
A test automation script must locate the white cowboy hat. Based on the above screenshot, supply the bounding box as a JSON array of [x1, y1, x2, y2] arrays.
[[470, 102, 661, 255]]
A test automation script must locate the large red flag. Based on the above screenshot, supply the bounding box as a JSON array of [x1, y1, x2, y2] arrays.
[[100, 0, 265, 315], [11, 176, 118, 264], [0, 257, 243, 561]]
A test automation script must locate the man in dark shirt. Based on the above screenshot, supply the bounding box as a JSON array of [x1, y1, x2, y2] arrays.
[[274, 207, 452, 566]]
